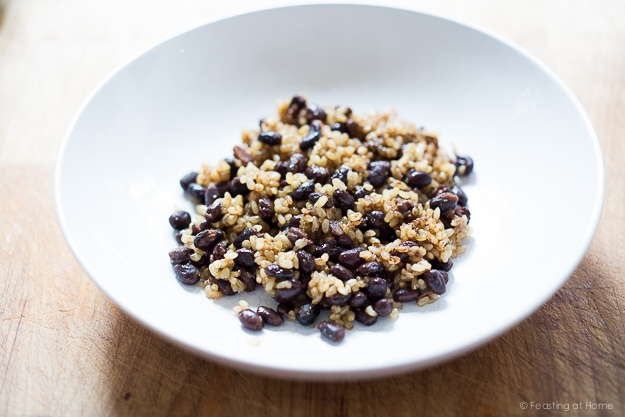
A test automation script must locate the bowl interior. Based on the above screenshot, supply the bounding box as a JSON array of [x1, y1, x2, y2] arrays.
[[56, 4, 603, 379]]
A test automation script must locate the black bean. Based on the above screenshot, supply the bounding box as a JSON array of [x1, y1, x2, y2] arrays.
[[430, 185, 450, 197], [286, 95, 307, 124], [357, 261, 385, 277], [366, 277, 388, 300], [331, 122, 347, 133], [233, 145, 254, 166], [423, 270, 447, 295], [193, 229, 224, 252], [349, 292, 369, 308], [354, 308, 378, 326], [430, 259, 453, 272], [378, 224, 398, 243], [274, 161, 289, 177], [204, 184, 222, 206], [168, 246, 193, 265], [305, 165, 330, 183], [373, 298, 393, 317], [393, 288, 421, 303], [318, 321, 345, 342], [234, 248, 256, 269], [224, 157, 238, 180], [353, 185, 372, 200], [338, 247, 366, 269], [296, 250, 316, 274], [257, 306, 284, 326], [288, 153, 307, 173], [258, 197, 274, 221], [329, 221, 344, 236], [265, 263, 295, 279], [345, 119, 359, 138], [326, 293, 352, 306], [204, 201, 224, 223], [305, 103, 327, 123], [362, 210, 385, 229], [392, 242, 418, 262], [180, 171, 198, 191], [233, 228, 257, 249], [238, 268, 257, 292], [214, 278, 235, 295], [292, 180, 315, 201], [277, 302, 294, 318], [333, 189, 355, 210], [367, 160, 391, 187], [239, 309, 263, 330], [330, 166, 350, 185], [186, 183, 206, 204], [284, 215, 301, 229], [452, 185, 468, 207], [429, 192, 459, 213], [404, 169, 432, 189], [336, 234, 354, 249], [174, 230, 184, 245], [286, 227, 308, 244], [228, 177, 249, 196], [299, 272, 312, 288], [296, 303, 320, 326], [396, 199, 416, 221], [210, 242, 227, 263], [455, 155, 474, 176], [308, 192, 332, 208], [455, 206, 471, 223], [300, 120, 322, 150], [169, 210, 191, 230], [314, 242, 342, 262], [258, 131, 282, 145], [328, 264, 354, 281], [173, 263, 200, 285]]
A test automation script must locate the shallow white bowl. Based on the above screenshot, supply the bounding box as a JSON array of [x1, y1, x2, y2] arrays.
[[55, 4, 604, 380]]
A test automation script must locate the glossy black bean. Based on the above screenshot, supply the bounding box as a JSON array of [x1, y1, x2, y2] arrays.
[[193, 229, 224, 252], [296, 303, 320, 326], [277, 302, 294, 318], [186, 183, 206, 204], [330, 166, 350, 185], [228, 177, 249, 196], [354, 308, 377, 326], [452, 185, 468, 206], [233, 228, 257, 249], [349, 292, 369, 308], [429, 192, 459, 213], [328, 264, 354, 281], [305, 103, 327, 123], [180, 172, 198, 191], [238, 268, 257, 292], [352, 185, 372, 200], [396, 199, 416, 221], [168, 246, 193, 265], [337, 247, 365, 269], [345, 119, 359, 138], [314, 242, 342, 262], [233, 145, 254, 166], [367, 160, 391, 187], [292, 180, 315, 201], [284, 215, 301, 229], [455, 155, 474, 176], [318, 321, 345, 342], [235, 248, 256, 269], [404, 169, 432, 189], [258, 197, 274, 221], [430, 259, 453, 272], [173, 263, 200, 285], [424, 270, 447, 295], [332, 189, 355, 210], [288, 153, 307, 173], [326, 293, 353, 306], [393, 288, 421, 303], [329, 221, 344, 236], [214, 278, 235, 296], [336, 234, 354, 249], [210, 242, 226, 263], [286, 95, 307, 124], [204, 201, 224, 223], [285, 227, 307, 244], [357, 261, 385, 277], [204, 184, 222, 206], [169, 210, 191, 230], [300, 120, 322, 150], [305, 165, 330, 183], [455, 206, 471, 223], [296, 250, 316, 274], [366, 277, 388, 300], [308, 192, 334, 208], [331, 122, 347, 133], [373, 298, 393, 317], [257, 306, 284, 326], [224, 157, 238, 180], [362, 210, 385, 228], [258, 131, 282, 145], [265, 263, 295, 279], [239, 309, 263, 330]]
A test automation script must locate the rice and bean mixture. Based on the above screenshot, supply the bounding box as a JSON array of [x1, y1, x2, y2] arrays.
[[167, 95, 473, 343]]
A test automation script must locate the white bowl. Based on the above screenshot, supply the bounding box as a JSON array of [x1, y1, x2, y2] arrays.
[[55, 3, 604, 380]]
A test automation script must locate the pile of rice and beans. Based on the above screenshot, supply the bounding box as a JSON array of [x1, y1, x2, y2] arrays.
[[167, 95, 473, 343]]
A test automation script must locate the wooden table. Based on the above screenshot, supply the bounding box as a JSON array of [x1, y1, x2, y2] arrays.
[[1, 0, 623, 415]]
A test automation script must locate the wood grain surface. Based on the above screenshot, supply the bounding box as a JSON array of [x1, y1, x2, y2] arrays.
[[1, 0, 624, 416]]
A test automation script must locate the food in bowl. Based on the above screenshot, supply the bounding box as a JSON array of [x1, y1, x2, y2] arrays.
[[167, 95, 473, 342]]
